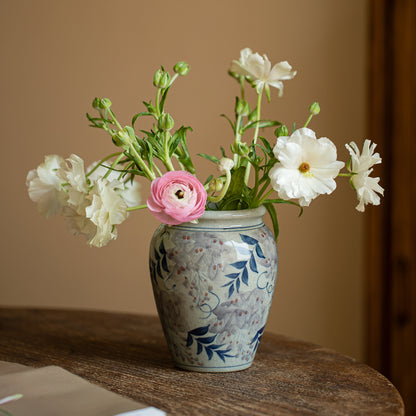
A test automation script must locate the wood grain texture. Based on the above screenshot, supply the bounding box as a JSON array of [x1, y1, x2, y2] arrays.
[[0, 308, 403, 415], [368, 0, 416, 413]]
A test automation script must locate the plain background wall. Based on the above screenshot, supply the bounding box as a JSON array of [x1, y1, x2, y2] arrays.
[[0, 0, 368, 360]]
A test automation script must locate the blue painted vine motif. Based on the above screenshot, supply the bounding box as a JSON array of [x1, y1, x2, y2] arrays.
[[186, 325, 234, 362], [222, 234, 266, 298]]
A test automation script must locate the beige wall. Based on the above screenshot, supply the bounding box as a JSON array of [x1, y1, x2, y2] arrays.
[[0, 0, 367, 360]]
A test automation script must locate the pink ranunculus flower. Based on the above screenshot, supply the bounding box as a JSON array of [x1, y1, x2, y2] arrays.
[[147, 171, 207, 225]]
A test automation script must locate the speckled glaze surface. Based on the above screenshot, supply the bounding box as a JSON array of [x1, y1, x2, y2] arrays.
[[149, 206, 278, 372]]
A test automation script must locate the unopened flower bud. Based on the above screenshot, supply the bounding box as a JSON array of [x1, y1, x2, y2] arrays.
[[235, 99, 250, 117], [93, 98, 112, 110], [208, 178, 224, 193], [237, 142, 250, 156], [113, 129, 132, 147], [173, 61, 190, 76], [275, 125, 288, 137], [309, 102, 320, 115], [92, 97, 101, 110], [158, 113, 175, 131], [218, 157, 234, 173], [153, 69, 163, 87], [153, 70, 170, 88]]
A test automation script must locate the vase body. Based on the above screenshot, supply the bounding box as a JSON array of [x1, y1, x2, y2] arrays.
[[149, 206, 278, 372]]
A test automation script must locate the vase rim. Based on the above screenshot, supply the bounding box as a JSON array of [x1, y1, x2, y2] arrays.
[[200, 205, 266, 221]]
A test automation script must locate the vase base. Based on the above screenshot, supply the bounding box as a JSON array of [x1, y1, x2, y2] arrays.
[[174, 361, 253, 373]]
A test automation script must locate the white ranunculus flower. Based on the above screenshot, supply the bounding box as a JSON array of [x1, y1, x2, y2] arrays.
[[26, 155, 67, 218], [345, 140, 384, 212], [269, 128, 345, 206], [87, 162, 141, 207], [230, 48, 296, 96], [85, 178, 128, 247]]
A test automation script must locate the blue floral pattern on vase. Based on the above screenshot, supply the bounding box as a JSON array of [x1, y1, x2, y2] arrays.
[[149, 206, 278, 372]]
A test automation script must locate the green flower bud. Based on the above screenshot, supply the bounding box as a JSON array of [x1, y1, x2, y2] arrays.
[[274, 125, 289, 137], [309, 102, 320, 115], [235, 99, 250, 117], [173, 61, 190, 76], [113, 129, 132, 148], [153, 70, 170, 88], [100, 98, 112, 109], [237, 142, 250, 156], [158, 113, 175, 131], [92, 97, 101, 110], [153, 69, 163, 87], [208, 178, 223, 193]]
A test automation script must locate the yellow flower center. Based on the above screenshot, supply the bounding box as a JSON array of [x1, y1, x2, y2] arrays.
[[299, 162, 310, 173], [175, 189, 185, 199]]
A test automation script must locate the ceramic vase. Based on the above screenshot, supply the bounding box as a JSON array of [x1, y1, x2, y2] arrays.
[[149, 206, 278, 372]]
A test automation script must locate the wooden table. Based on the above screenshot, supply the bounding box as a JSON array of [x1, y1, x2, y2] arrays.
[[0, 308, 404, 415]]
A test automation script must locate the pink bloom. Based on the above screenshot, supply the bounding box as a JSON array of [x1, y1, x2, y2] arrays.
[[147, 171, 207, 225]]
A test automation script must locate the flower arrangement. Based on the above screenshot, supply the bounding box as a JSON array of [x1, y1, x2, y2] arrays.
[[26, 48, 384, 247]]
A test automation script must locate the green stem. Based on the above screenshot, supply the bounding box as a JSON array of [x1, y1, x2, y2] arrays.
[[304, 113, 313, 128], [163, 132, 175, 171], [338, 172, 354, 177], [257, 188, 274, 206], [155, 88, 161, 117], [86, 152, 122, 178], [233, 114, 242, 167], [103, 153, 124, 180], [244, 91, 262, 184], [127, 204, 148, 212], [129, 145, 156, 180]]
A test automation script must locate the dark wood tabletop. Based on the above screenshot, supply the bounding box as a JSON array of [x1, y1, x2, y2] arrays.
[[0, 308, 404, 415]]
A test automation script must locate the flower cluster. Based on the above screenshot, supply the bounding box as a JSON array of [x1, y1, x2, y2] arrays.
[[27, 154, 140, 247], [27, 48, 384, 247]]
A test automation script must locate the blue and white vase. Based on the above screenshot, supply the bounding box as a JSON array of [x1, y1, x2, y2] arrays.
[[149, 206, 278, 372]]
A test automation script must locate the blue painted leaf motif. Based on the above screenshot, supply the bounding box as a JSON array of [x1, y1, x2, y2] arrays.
[[230, 260, 248, 270], [241, 267, 249, 285], [255, 243, 266, 259], [205, 348, 213, 360], [240, 234, 258, 245], [222, 281, 234, 288], [198, 335, 217, 344], [249, 253, 258, 273], [189, 325, 210, 336], [236, 278, 241, 292], [228, 284, 235, 298], [197, 343, 203, 355], [250, 325, 266, 351], [186, 333, 193, 347], [225, 273, 240, 279]]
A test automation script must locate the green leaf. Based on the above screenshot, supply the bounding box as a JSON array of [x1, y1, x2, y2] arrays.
[[132, 111, 154, 128], [264, 202, 279, 241], [263, 198, 304, 217], [169, 134, 182, 156], [220, 114, 235, 133], [198, 153, 219, 164], [204, 174, 213, 185], [242, 120, 281, 133]]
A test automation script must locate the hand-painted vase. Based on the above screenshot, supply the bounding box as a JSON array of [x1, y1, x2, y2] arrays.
[[149, 206, 278, 372]]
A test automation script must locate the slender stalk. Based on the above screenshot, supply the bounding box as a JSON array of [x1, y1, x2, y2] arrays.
[[126, 204, 148, 212], [244, 91, 262, 184], [207, 170, 232, 203], [86, 152, 122, 178], [103, 153, 124, 179], [257, 188, 274, 205]]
